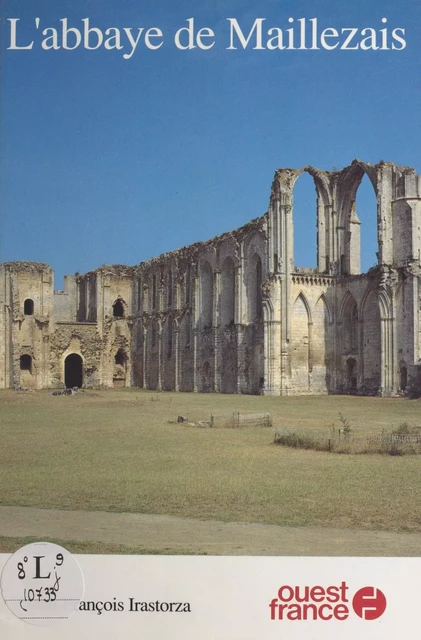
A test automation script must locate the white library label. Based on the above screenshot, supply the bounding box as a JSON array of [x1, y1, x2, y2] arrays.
[[0, 542, 84, 626]]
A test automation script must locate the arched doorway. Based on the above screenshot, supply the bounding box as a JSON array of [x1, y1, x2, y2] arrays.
[[113, 349, 127, 387], [65, 354, 83, 388]]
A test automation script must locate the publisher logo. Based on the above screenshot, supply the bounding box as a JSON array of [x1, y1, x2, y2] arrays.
[[269, 582, 387, 622], [352, 587, 387, 620]]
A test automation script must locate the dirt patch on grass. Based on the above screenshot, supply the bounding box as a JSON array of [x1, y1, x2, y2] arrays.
[[0, 506, 420, 557]]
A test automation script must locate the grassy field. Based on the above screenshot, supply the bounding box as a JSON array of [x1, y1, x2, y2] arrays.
[[1, 388, 421, 533], [0, 536, 195, 555]]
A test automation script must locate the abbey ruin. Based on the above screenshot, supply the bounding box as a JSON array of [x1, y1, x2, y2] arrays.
[[1, 159, 421, 396]]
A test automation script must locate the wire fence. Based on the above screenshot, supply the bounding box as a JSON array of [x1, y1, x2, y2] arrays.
[[210, 412, 272, 428], [273, 428, 421, 454]]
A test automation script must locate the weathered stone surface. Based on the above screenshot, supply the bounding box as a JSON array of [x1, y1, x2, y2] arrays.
[[1, 159, 420, 396]]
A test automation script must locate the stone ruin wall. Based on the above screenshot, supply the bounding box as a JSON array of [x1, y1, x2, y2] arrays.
[[2, 159, 421, 396], [272, 159, 421, 397], [134, 215, 268, 395], [0, 262, 53, 390], [0, 216, 268, 394]]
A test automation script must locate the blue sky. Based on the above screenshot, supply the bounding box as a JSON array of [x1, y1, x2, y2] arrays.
[[1, 0, 420, 286]]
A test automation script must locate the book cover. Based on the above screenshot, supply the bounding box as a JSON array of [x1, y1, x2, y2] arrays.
[[0, 0, 420, 637]]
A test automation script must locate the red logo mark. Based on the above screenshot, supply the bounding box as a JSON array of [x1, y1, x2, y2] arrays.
[[352, 587, 386, 620]]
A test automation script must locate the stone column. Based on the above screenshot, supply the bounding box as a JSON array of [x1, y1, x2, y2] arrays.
[[213, 269, 221, 392], [174, 321, 180, 392], [235, 248, 245, 392], [308, 319, 313, 392], [142, 322, 148, 389], [390, 289, 397, 394], [42, 331, 49, 389], [280, 197, 293, 395], [317, 196, 326, 272], [192, 272, 199, 392], [157, 321, 162, 391], [193, 328, 198, 392]]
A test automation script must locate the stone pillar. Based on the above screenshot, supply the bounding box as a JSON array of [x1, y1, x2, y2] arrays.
[[42, 332, 49, 389], [193, 328, 198, 392], [377, 164, 394, 266], [317, 196, 326, 272], [331, 292, 339, 392], [0, 268, 6, 388], [192, 272, 199, 392], [157, 321, 162, 391], [380, 303, 396, 396], [213, 269, 221, 392], [142, 323, 148, 389], [263, 313, 270, 394], [174, 321, 180, 392], [390, 289, 397, 394], [235, 247, 245, 392], [96, 272, 104, 335], [325, 206, 335, 272], [380, 316, 388, 396], [308, 320, 313, 392], [349, 203, 361, 274], [414, 276, 420, 364], [280, 197, 293, 395], [268, 173, 295, 395]]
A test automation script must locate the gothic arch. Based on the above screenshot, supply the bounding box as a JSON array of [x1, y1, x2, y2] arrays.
[[293, 292, 312, 324], [315, 293, 332, 324], [216, 235, 240, 268], [272, 166, 331, 204], [338, 161, 378, 217], [336, 161, 380, 275], [378, 288, 393, 320], [274, 167, 333, 273], [312, 294, 331, 391], [290, 292, 311, 391], [243, 230, 266, 268], [290, 166, 332, 207], [339, 290, 358, 320]]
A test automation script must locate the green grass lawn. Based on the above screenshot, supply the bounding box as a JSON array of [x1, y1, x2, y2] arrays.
[[1, 389, 421, 533]]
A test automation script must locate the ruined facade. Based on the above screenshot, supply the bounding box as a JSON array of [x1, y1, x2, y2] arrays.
[[2, 159, 421, 396]]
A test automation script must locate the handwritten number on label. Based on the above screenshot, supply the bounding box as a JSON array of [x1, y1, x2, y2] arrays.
[[17, 562, 26, 580]]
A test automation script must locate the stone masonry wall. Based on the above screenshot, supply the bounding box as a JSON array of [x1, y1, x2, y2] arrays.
[[1, 160, 421, 397]]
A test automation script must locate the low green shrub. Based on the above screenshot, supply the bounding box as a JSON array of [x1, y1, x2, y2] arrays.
[[274, 424, 421, 456]]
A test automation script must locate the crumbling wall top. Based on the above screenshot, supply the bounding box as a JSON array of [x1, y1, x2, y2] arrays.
[[81, 265, 136, 279], [2, 261, 52, 273], [133, 214, 267, 273]]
